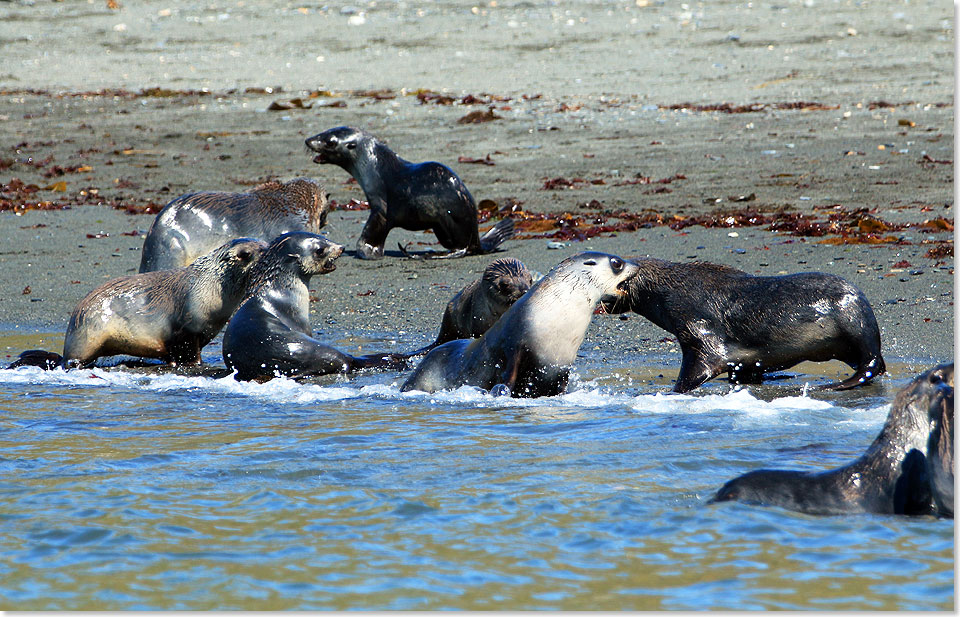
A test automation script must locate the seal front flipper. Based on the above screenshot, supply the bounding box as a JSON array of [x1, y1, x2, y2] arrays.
[[357, 207, 390, 260], [673, 349, 721, 393]]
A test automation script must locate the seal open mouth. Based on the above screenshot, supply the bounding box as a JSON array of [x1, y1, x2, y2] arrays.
[[320, 261, 337, 273], [312, 153, 328, 164]]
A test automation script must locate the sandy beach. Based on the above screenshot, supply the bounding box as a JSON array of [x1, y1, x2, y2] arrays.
[[0, 0, 953, 370]]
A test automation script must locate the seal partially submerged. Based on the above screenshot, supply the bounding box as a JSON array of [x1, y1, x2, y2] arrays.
[[711, 363, 954, 517], [601, 258, 885, 392], [139, 178, 329, 272], [401, 252, 638, 398], [305, 126, 514, 260], [222, 232, 406, 381], [410, 257, 533, 356], [8, 238, 265, 369]]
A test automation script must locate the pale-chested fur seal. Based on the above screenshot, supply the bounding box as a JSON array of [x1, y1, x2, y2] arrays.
[[401, 252, 639, 398], [222, 231, 407, 381], [601, 258, 885, 392], [305, 126, 514, 260], [711, 363, 954, 517], [7, 238, 266, 369], [410, 257, 533, 356], [139, 178, 329, 272]]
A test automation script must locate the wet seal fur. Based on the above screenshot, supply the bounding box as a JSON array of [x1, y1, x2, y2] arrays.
[[305, 126, 514, 260], [9, 238, 266, 369], [601, 258, 885, 392], [711, 363, 954, 517], [401, 252, 638, 398], [139, 178, 329, 272], [925, 370, 954, 516], [409, 257, 533, 356], [222, 231, 407, 381]]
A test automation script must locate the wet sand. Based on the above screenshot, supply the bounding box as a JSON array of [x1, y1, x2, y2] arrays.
[[0, 0, 953, 372]]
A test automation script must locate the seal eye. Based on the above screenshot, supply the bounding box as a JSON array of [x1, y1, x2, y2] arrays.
[[610, 257, 624, 274], [346, 141, 357, 150]]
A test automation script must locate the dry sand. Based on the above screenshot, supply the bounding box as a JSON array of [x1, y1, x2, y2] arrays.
[[0, 0, 953, 374]]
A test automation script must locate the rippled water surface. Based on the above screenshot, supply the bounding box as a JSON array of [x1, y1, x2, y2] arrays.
[[0, 344, 953, 610]]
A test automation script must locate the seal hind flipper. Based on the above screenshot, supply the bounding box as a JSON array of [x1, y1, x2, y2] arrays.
[[6, 349, 64, 370], [397, 242, 469, 260], [478, 218, 515, 254], [818, 355, 886, 390]]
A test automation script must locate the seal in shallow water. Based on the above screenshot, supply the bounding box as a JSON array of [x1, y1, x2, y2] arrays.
[[401, 252, 638, 398], [925, 372, 954, 517], [601, 258, 885, 392], [15, 238, 266, 369], [409, 257, 533, 356], [305, 126, 514, 260], [710, 362, 954, 516], [222, 231, 407, 381], [139, 178, 329, 272]]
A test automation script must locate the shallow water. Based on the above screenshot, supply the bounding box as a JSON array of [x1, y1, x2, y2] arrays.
[[0, 337, 953, 610]]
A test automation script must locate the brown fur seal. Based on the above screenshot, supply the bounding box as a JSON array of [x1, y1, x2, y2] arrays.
[[711, 363, 954, 517], [305, 126, 514, 260], [401, 252, 639, 398], [8, 238, 266, 369], [409, 257, 533, 356], [139, 178, 329, 272], [601, 258, 885, 392], [222, 232, 407, 381]]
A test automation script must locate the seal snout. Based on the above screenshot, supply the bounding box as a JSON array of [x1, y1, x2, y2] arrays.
[[306, 127, 358, 165], [316, 240, 344, 273]]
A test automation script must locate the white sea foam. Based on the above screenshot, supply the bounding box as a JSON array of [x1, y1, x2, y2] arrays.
[[0, 364, 863, 418]]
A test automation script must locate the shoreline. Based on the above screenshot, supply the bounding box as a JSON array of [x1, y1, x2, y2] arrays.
[[0, 0, 953, 376]]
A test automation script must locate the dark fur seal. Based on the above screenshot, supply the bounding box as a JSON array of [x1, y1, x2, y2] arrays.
[[601, 259, 885, 392], [139, 178, 329, 272], [305, 126, 514, 260], [401, 252, 639, 398], [410, 257, 533, 356], [8, 238, 266, 369], [711, 363, 954, 516], [222, 232, 407, 381], [925, 371, 954, 516]]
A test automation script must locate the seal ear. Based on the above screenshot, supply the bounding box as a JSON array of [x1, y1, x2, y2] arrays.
[[236, 247, 255, 263]]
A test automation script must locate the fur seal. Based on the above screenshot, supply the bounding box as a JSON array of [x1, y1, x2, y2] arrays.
[[410, 257, 533, 356], [401, 252, 639, 397], [8, 238, 266, 369], [601, 258, 885, 392], [711, 363, 954, 517], [139, 178, 329, 272], [926, 371, 954, 516], [222, 231, 407, 381], [305, 126, 514, 260]]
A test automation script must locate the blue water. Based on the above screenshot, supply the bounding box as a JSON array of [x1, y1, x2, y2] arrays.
[[0, 352, 953, 610]]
